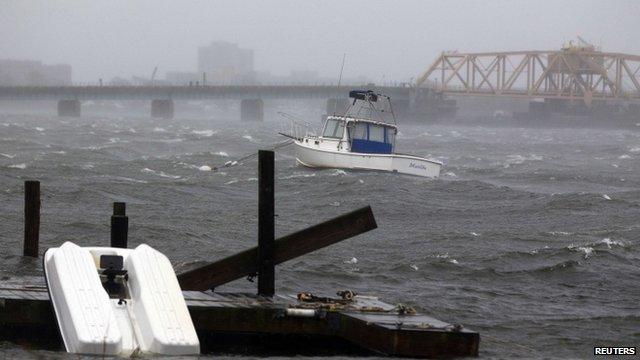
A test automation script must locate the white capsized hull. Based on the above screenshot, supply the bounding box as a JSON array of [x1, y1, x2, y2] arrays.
[[44, 242, 200, 356], [295, 141, 441, 178]]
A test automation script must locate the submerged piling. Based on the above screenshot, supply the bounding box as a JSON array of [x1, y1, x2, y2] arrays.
[[110, 202, 128, 248], [257, 150, 275, 296], [23, 180, 40, 257]]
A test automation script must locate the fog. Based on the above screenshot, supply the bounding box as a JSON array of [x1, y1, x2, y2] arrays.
[[1, 0, 639, 83]]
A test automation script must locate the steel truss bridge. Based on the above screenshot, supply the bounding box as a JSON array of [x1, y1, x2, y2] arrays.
[[416, 49, 640, 105]]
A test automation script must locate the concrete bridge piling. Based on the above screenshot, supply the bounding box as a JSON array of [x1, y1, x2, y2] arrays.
[[57, 100, 81, 117], [241, 98, 263, 121], [151, 99, 174, 119]]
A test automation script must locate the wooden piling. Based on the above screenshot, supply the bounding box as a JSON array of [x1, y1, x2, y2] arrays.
[[23, 181, 40, 257], [258, 150, 275, 297], [110, 202, 128, 248]]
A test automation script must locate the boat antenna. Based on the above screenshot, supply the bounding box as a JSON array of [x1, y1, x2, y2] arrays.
[[333, 53, 346, 115]]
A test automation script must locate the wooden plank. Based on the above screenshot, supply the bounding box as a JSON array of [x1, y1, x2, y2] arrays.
[[338, 312, 479, 357], [177, 206, 377, 291]]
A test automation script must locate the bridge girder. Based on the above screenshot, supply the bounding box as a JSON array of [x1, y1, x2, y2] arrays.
[[416, 50, 640, 105]]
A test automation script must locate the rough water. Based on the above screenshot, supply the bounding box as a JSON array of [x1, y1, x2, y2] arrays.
[[0, 105, 639, 359]]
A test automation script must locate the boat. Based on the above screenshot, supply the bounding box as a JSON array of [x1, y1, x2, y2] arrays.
[[284, 90, 442, 178], [43, 241, 200, 356]]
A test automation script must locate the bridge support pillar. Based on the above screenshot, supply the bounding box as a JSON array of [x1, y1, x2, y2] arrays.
[[393, 99, 411, 119], [151, 99, 174, 119], [241, 99, 263, 121], [326, 98, 350, 116], [57, 100, 81, 117]]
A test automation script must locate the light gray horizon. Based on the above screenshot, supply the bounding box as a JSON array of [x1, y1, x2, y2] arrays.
[[1, 0, 638, 83]]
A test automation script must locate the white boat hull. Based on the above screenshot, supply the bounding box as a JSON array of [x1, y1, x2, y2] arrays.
[[295, 141, 441, 178], [44, 242, 200, 356]]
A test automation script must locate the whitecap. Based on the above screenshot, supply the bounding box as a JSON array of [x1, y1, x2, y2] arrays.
[[8, 163, 26, 169], [618, 154, 631, 159], [470, 232, 479, 236], [158, 138, 183, 143], [630, 146, 640, 153], [344, 257, 358, 264], [80, 163, 94, 170], [577, 246, 593, 259], [112, 176, 148, 184], [568, 244, 594, 259], [449, 259, 459, 264], [612, 164, 619, 168], [153, 127, 167, 132], [332, 169, 347, 176], [214, 151, 229, 157], [141, 168, 181, 179], [193, 130, 217, 137], [410, 264, 419, 271], [444, 171, 457, 178], [358, 179, 364, 184], [198, 165, 212, 171], [247, 177, 258, 182], [51, 151, 67, 155], [35, 127, 45, 132], [330, 201, 341, 207], [602, 194, 611, 200], [1, 153, 15, 159], [599, 238, 625, 249], [242, 135, 253, 140], [549, 231, 572, 236], [225, 179, 239, 185], [279, 173, 316, 180]]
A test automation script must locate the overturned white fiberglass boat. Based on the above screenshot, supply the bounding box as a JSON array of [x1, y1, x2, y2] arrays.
[[44, 242, 199, 356], [283, 90, 442, 178]]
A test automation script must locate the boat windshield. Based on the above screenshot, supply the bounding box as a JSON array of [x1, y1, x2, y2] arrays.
[[322, 119, 345, 139]]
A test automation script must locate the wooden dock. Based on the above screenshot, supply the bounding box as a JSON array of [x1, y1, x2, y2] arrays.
[[3, 154, 480, 357], [0, 276, 479, 357]]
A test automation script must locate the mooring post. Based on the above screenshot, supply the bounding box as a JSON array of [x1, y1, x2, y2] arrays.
[[110, 202, 128, 248], [257, 150, 275, 296], [23, 180, 40, 257]]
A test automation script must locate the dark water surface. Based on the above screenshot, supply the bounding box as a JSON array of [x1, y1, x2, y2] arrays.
[[0, 111, 639, 359]]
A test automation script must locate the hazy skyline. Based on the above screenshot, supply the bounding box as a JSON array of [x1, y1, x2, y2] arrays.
[[1, 0, 639, 83]]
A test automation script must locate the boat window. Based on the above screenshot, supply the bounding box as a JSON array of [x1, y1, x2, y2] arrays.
[[369, 124, 385, 142], [385, 127, 396, 145], [352, 122, 368, 140], [322, 119, 345, 139]]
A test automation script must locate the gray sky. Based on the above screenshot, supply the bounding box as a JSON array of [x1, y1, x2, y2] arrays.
[[1, 0, 638, 83]]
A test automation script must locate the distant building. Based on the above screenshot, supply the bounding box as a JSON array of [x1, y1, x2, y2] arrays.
[[0, 59, 72, 86], [197, 41, 254, 84]]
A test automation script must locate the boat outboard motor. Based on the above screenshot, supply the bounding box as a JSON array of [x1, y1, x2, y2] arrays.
[[100, 254, 128, 299]]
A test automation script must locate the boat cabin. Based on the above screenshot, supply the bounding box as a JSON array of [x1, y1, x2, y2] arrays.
[[322, 116, 397, 154]]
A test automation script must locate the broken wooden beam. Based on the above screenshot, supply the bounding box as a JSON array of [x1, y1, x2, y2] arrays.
[[178, 206, 377, 291]]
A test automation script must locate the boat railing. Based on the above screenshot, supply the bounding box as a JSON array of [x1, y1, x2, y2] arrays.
[[279, 118, 317, 141]]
